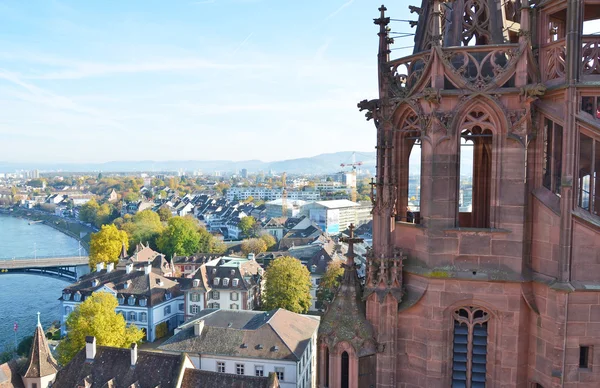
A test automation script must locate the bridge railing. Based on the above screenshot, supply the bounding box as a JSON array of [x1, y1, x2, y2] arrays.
[[0, 256, 89, 269]]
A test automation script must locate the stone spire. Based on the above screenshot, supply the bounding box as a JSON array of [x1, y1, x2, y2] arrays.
[[23, 313, 59, 379], [318, 224, 377, 356], [120, 241, 128, 259]]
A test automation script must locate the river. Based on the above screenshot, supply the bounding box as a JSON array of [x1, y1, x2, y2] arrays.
[[0, 215, 81, 352]]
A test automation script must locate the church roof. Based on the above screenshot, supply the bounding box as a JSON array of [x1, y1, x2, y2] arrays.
[[0, 360, 24, 388], [23, 319, 58, 379]]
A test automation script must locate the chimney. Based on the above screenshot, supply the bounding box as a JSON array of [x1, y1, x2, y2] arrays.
[[130, 343, 138, 367], [144, 261, 152, 275], [106, 262, 114, 273], [126, 263, 133, 274], [85, 336, 96, 360], [194, 320, 205, 336], [248, 253, 255, 261], [96, 262, 105, 272]]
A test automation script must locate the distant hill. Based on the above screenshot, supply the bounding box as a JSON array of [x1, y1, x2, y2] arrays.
[[0, 151, 377, 175]]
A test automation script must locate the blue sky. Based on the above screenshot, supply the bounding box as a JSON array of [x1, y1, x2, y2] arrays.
[[0, 0, 415, 163]]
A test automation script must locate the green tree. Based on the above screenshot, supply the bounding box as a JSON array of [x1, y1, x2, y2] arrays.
[[120, 210, 164, 251], [157, 206, 172, 222], [316, 260, 344, 308], [238, 216, 257, 238], [157, 216, 200, 257], [94, 203, 114, 227], [123, 191, 140, 203], [89, 224, 129, 269], [79, 198, 100, 224], [198, 227, 227, 254], [263, 256, 312, 313], [241, 238, 267, 256], [56, 292, 144, 365], [259, 233, 276, 250]]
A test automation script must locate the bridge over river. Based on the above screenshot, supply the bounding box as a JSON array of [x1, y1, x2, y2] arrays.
[[0, 255, 90, 281]]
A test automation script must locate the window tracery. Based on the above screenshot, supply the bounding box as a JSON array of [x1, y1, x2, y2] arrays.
[[452, 306, 490, 388], [462, 0, 492, 46]]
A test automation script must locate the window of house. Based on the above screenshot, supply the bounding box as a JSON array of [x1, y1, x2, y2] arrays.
[[74, 293, 81, 302], [209, 302, 220, 309], [580, 346, 592, 369], [128, 296, 136, 306], [212, 291, 220, 300], [178, 303, 184, 311], [451, 306, 490, 387], [164, 305, 171, 315], [32, 383, 37, 388], [459, 124, 493, 228], [236, 363, 245, 375], [140, 312, 147, 322], [223, 278, 230, 287], [578, 133, 600, 216], [193, 279, 200, 287], [117, 295, 125, 305], [275, 367, 284, 381], [63, 293, 71, 300], [64, 306, 72, 316], [232, 278, 239, 287], [231, 292, 239, 301], [214, 277, 220, 286], [230, 304, 239, 310], [165, 292, 172, 301], [191, 305, 199, 314], [217, 362, 225, 373], [191, 293, 199, 302], [139, 298, 147, 307], [129, 312, 136, 321], [543, 118, 563, 196], [255, 365, 264, 377]]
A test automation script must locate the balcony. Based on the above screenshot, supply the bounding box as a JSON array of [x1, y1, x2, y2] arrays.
[[540, 38, 566, 84], [582, 35, 600, 79]]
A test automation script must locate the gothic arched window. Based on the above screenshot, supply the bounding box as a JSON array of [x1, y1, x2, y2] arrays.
[[462, 0, 492, 46], [341, 351, 349, 388], [397, 112, 421, 224], [459, 110, 494, 228], [452, 306, 491, 388]]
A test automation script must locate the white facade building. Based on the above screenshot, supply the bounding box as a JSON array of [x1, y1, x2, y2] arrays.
[[227, 187, 320, 202], [60, 261, 185, 342], [160, 309, 319, 388]]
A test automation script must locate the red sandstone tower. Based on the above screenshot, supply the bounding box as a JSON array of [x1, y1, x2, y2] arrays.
[[319, 1, 600, 387]]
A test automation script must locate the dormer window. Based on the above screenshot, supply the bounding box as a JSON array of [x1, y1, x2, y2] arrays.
[[214, 277, 220, 286], [223, 278, 230, 287], [310, 265, 317, 273], [232, 279, 239, 287], [165, 292, 172, 301], [74, 292, 81, 302], [139, 298, 147, 307], [92, 279, 99, 287], [63, 292, 71, 300], [193, 279, 200, 288], [118, 295, 125, 304], [128, 296, 136, 305], [212, 268, 217, 274], [230, 269, 235, 275]]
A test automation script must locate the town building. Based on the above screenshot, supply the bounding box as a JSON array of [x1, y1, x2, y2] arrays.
[[318, 2, 600, 387], [159, 308, 319, 388], [60, 261, 184, 342], [181, 256, 263, 319], [226, 187, 320, 202], [172, 253, 224, 277], [265, 199, 307, 218], [181, 369, 280, 387], [303, 200, 371, 235], [0, 314, 58, 388], [52, 337, 194, 387]]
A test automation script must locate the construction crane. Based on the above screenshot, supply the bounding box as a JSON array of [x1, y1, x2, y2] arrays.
[[281, 172, 287, 217], [340, 152, 362, 202]]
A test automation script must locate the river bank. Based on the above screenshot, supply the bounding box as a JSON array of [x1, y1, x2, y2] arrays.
[[0, 207, 93, 252]]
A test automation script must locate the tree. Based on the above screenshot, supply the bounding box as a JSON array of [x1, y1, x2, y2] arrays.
[[259, 233, 276, 250], [198, 227, 227, 254], [263, 256, 312, 313], [241, 238, 267, 256], [94, 203, 114, 227], [120, 210, 164, 251], [79, 198, 100, 224], [316, 260, 344, 308], [157, 216, 201, 257], [238, 216, 257, 238], [157, 206, 172, 222], [56, 292, 144, 365], [89, 224, 129, 269]]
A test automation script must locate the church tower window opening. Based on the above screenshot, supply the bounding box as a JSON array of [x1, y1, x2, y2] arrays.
[[578, 132, 600, 216], [458, 119, 492, 228], [543, 118, 563, 196], [461, 0, 492, 46], [452, 306, 490, 388], [397, 112, 422, 224], [341, 351, 349, 388]]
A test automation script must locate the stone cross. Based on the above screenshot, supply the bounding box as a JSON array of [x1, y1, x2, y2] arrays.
[[340, 224, 364, 266]]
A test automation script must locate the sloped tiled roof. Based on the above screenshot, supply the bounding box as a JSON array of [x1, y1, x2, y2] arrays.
[[160, 309, 319, 362], [0, 361, 24, 388], [52, 346, 188, 387], [23, 323, 58, 378]]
